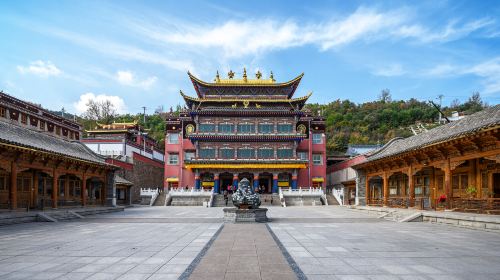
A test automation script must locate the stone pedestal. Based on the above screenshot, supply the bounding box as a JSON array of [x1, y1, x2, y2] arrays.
[[223, 208, 268, 223]]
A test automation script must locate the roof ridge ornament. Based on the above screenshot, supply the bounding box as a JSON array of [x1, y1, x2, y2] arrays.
[[256, 71, 262, 79], [270, 71, 275, 82], [215, 71, 220, 83], [243, 68, 247, 82], [228, 70, 235, 79]]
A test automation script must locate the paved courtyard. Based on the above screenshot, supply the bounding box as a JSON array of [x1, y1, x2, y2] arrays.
[[0, 206, 499, 280]]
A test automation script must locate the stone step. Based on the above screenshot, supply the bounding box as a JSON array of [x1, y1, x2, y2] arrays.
[[153, 192, 167, 206]]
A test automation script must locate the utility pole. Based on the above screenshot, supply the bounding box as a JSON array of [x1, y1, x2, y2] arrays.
[[436, 95, 444, 124], [141, 106, 147, 155]]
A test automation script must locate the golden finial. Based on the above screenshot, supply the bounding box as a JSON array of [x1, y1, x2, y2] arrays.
[[243, 68, 247, 82], [270, 71, 275, 82], [255, 71, 262, 79], [228, 70, 235, 79], [215, 70, 220, 82]]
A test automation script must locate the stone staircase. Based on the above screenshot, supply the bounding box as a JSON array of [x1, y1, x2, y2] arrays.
[[260, 194, 281, 206], [153, 192, 167, 206], [212, 194, 234, 207], [0, 207, 124, 226], [325, 194, 340, 206]]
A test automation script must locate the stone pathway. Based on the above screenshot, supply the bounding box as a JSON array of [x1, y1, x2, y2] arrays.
[[187, 224, 297, 280]]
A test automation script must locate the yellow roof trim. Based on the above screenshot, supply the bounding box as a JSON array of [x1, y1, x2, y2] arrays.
[[188, 71, 304, 87], [180, 91, 312, 103], [166, 177, 179, 182], [185, 163, 307, 169]]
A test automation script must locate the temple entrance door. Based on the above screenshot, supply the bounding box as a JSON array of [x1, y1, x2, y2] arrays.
[[258, 178, 271, 193], [220, 173, 233, 193], [494, 173, 500, 198]]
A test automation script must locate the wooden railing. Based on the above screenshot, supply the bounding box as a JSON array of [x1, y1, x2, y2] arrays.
[[449, 198, 500, 214]]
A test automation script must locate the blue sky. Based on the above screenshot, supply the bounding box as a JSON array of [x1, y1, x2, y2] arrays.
[[1, 0, 499, 115]]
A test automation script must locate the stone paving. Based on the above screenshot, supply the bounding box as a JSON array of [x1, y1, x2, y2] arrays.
[[0, 206, 499, 280], [0, 218, 220, 279], [188, 224, 296, 280]]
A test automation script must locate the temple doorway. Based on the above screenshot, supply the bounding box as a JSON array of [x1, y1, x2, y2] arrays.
[[258, 174, 272, 193], [220, 173, 233, 193]]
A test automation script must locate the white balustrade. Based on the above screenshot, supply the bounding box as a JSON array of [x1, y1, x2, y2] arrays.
[[140, 188, 160, 196], [169, 188, 213, 196], [280, 187, 324, 196]]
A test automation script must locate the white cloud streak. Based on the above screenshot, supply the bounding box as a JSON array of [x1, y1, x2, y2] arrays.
[[115, 70, 157, 89], [73, 92, 127, 114], [423, 57, 500, 94], [372, 64, 406, 77], [17, 60, 62, 77]]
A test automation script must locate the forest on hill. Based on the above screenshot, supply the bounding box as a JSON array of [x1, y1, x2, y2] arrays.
[[59, 90, 487, 154], [305, 91, 487, 153]]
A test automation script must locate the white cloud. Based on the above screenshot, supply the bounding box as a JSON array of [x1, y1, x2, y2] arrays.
[[394, 18, 495, 43], [423, 64, 460, 77], [465, 57, 500, 94], [372, 64, 406, 77], [17, 60, 62, 77], [422, 57, 500, 94], [73, 92, 126, 114], [115, 70, 157, 89]]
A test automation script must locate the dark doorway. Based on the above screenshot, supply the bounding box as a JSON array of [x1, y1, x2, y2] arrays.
[[494, 173, 500, 198], [220, 173, 233, 194]]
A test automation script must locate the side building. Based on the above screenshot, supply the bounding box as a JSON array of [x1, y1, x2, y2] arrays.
[[82, 121, 164, 203], [0, 91, 117, 209], [353, 105, 500, 211], [164, 70, 326, 193]]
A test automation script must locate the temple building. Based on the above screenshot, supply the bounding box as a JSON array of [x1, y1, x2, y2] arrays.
[[0, 91, 117, 209], [352, 105, 500, 213], [82, 121, 164, 203], [164, 70, 326, 193]]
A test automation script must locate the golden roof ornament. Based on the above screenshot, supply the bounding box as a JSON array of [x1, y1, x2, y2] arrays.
[[255, 71, 262, 79], [270, 71, 275, 82], [228, 70, 235, 79], [243, 68, 247, 82], [215, 71, 220, 83]]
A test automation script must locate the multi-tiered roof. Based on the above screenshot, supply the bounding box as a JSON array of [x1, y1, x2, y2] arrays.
[[181, 69, 311, 111]]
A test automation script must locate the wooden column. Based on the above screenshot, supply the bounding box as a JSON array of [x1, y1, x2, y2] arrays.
[[475, 158, 481, 198], [102, 172, 107, 206], [52, 169, 58, 209], [408, 166, 415, 207], [383, 172, 389, 206], [32, 170, 38, 209], [431, 167, 436, 208], [81, 172, 87, 206], [365, 175, 370, 205], [64, 174, 69, 203], [10, 161, 17, 210], [444, 159, 452, 209]]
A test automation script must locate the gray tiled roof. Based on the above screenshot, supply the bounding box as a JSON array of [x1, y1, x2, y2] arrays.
[[115, 175, 133, 186], [0, 120, 108, 165], [367, 105, 500, 162]]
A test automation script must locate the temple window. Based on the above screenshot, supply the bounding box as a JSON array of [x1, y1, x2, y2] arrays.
[[258, 123, 274, 134], [297, 152, 308, 160], [258, 148, 274, 159], [16, 176, 31, 192], [168, 133, 179, 144], [40, 121, 45, 131], [199, 123, 216, 132], [58, 178, 65, 197], [237, 123, 255, 133], [168, 153, 179, 165], [199, 148, 215, 158], [312, 133, 322, 144], [218, 123, 234, 133], [184, 151, 195, 160], [21, 113, 27, 124], [0, 107, 6, 118], [56, 126, 61, 135], [312, 154, 323, 165], [237, 148, 255, 159], [277, 123, 293, 133], [219, 148, 235, 159], [0, 172, 7, 191], [277, 148, 293, 159], [452, 173, 469, 197]]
